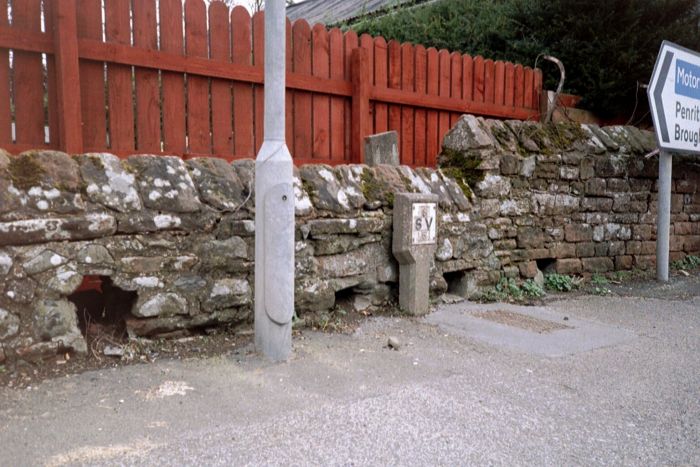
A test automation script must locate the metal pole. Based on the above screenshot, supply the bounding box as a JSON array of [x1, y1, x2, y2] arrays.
[[254, 0, 294, 361], [656, 151, 672, 282]]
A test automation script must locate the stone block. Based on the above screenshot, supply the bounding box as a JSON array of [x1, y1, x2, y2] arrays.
[[364, 131, 399, 166], [78, 153, 143, 212], [671, 194, 684, 213], [594, 243, 609, 257], [555, 258, 582, 274], [527, 248, 551, 260], [0, 308, 20, 340], [518, 261, 539, 278], [584, 178, 607, 196], [33, 299, 86, 354], [670, 235, 684, 252], [295, 279, 335, 312], [187, 157, 249, 211], [564, 224, 593, 242], [684, 236, 700, 253], [134, 293, 189, 318], [579, 158, 596, 180], [634, 255, 656, 270], [608, 241, 626, 256], [442, 115, 494, 151], [676, 178, 696, 194], [550, 242, 576, 258], [615, 255, 634, 270], [581, 197, 613, 212], [0, 251, 11, 275], [46, 266, 83, 295], [475, 174, 511, 198], [575, 242, 595, 258], [632, 224, 653, 241], [581, 257, 613, 273], [640, 241, 656, 255], [127, 155, 202, 213], [560, 166, 579, 180], [593, 225, 605, 242], [23, 250, 67, 275], [0, 214, 116, 246], [517, 227, 545, 249], [500, 155, 521, 175], [203, 279, 251, 312], [607, 179, 630, 193]]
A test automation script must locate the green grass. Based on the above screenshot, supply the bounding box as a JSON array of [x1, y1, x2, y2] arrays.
[[544, 273, 579, 292], [671, 255, 700, 271], [479, 277, 545, 302], [590, 274, 612, 296]]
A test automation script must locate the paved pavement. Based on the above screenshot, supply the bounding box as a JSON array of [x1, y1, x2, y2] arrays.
[[1, 277, 699, 466]]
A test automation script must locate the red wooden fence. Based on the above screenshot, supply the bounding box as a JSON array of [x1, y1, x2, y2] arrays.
[[0, 0, 542, 167]]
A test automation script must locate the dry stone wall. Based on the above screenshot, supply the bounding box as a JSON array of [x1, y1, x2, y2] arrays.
[[1, 115, 698, 363], [0, 150, 489, 363], [439, 115, 700, 279]]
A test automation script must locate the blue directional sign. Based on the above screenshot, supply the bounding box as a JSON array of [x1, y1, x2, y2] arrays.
[[648, 41, 700, 155]]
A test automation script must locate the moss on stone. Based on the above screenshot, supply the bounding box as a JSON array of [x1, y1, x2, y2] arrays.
[[521, 122, 587, 153], [398, 171, 414, 193], [438, 147, 484, 194], [360, 168, 382, 202], [385, 191, 394, 208], [8, 154, 45, 190], [441, 167, 473, 198]]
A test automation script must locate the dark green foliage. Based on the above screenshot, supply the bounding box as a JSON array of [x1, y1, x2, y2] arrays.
[[348, 0, 700, 118]]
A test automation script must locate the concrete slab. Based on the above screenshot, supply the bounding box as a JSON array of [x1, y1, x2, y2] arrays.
[[426, 301, 637, 357]]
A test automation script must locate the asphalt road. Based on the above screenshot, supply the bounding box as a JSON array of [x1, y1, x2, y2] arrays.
[[1, 276, 698, 466]]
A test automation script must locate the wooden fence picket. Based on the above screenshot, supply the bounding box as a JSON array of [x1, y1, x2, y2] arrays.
[[12, 0, 44, 146], [105, 0, 134, 152], [311, 24, 330, 161], [159, 0, 186, 155], [209, 1, 234, 156], [134, 0, 161, 153], [231, 6, 254, 158]]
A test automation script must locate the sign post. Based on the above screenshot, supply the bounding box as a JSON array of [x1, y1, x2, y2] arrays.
[[254, 0, 294, 361], [648, 41, 700, 281]]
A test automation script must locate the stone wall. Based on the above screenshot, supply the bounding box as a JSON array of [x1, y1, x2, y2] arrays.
[[0, 150, 489, 362], [439, 115, 700, 279], [1, 115, 698, 363]]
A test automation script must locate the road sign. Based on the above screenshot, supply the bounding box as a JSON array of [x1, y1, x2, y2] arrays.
[[648, 41, 700, 155]]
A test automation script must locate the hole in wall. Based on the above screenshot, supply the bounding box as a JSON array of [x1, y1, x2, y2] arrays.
[[444, 270, 469, 297], [333, 286, 356, 312], [536, 258, 556, 274], [68, 276, 138, 344]]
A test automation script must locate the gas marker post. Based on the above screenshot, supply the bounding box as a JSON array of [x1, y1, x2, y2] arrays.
[[647, 41, 700, 281]]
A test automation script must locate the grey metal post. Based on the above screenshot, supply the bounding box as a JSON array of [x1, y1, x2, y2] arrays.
[[656, 151, 672, 282], [254, 0, 294, 361]]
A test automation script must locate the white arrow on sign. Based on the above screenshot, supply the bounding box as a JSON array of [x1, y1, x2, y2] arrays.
[[648, 41, 700, 155]]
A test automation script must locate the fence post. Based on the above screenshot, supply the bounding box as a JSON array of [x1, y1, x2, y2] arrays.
[[351, 47, 371, 163], [51, 0, 83, 153]]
